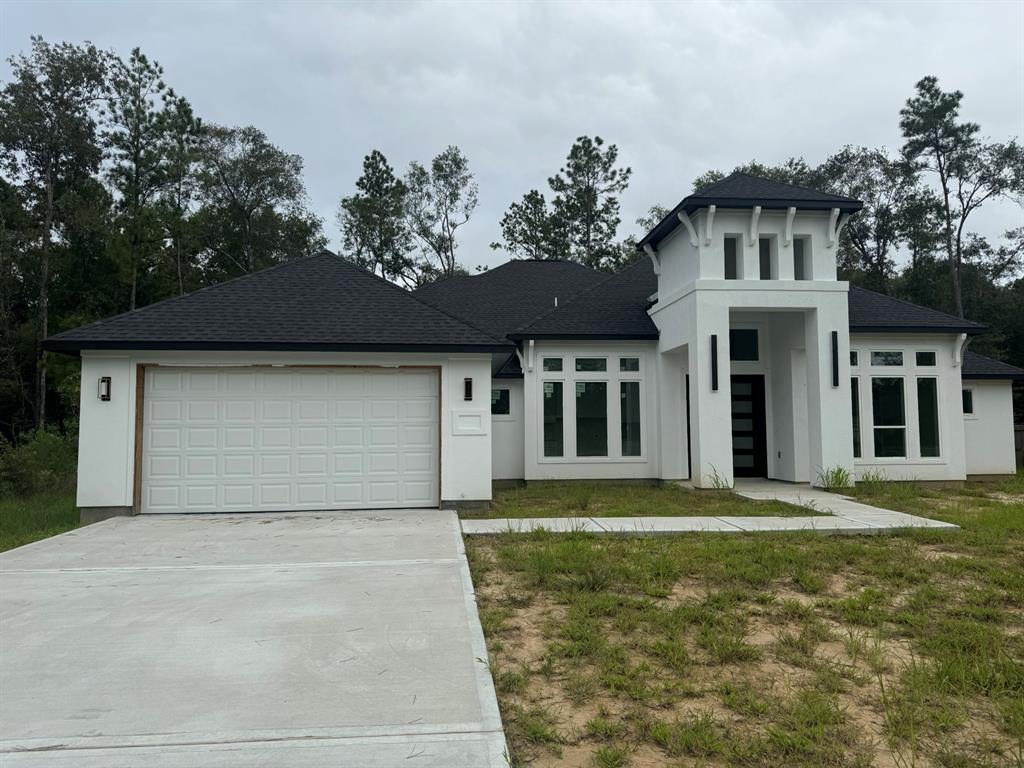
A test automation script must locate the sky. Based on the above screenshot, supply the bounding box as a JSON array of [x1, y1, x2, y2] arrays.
[[2, 0, 1022, 271]]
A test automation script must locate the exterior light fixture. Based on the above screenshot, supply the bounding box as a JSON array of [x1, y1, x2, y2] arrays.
[[710, 335, 719, 391], [98, 376, 112, 401], [464, 377, 473, 401]]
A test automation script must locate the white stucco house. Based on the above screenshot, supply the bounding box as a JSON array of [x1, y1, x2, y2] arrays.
[[45, 174, 1023, 520]]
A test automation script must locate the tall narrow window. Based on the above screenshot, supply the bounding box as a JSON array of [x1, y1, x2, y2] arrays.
[[620, 381, 641, 457], [575, 381, 608, 457], [917, 378, 940, 457], [758, 237, 773, 280], [724, 237, 740, 279], [851, 378, 861, 458], [793, 238, 809, 280], [872, 377, 906, 457], [543, 382, 563, 457], [962, 389, 974, 414]]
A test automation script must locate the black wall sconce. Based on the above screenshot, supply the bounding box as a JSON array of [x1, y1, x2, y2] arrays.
[[710, 334, 719, 392], [464, 377, 473, 401], [831, 331, 839, 387], [98, 376, 112, 401]]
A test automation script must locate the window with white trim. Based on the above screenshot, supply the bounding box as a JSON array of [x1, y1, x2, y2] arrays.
[[872, 377, 906, 458]]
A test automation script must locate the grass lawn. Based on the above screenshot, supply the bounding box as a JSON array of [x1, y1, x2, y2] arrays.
[[461, 483, 820, 520], [0, 492, 78, 552], [467, 473, 1024, 767]]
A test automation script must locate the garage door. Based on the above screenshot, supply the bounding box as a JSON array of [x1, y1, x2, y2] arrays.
[[141, 367, 440, 513]]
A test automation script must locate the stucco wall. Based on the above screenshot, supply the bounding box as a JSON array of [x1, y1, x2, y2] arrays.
[[963, 379, 1017, 476], [75, 350, 493, 510], [491, 378, 525, 480]]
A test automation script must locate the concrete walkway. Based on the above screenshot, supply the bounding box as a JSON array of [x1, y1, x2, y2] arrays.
[[0, 511, 508, 767], [460, 481, 957, 536]]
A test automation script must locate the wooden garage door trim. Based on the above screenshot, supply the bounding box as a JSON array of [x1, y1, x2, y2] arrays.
[[133, 364, 442, 513]]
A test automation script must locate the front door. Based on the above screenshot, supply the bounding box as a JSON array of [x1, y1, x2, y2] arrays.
[[731, 375, 767, 478]]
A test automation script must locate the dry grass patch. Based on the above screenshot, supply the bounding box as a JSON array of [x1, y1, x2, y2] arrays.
[[469, 473, 1024, 767]]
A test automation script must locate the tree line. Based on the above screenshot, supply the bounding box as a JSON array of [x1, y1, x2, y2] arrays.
[[1, 36, 1021, 440]]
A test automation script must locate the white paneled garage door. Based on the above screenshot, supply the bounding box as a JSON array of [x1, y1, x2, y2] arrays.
[[141, 367, 440, 513]]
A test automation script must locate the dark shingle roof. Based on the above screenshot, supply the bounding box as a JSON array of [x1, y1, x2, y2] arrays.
[[962, 351, 1024, 380], [848, 286, 987, 335], [413, 259, 606, 339], [639, 172, 863, 250], [43, 251, 508, 354], [500, 262, 988, 341], [509, 258, 659, 340]]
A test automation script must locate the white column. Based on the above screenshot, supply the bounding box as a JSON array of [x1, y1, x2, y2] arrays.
[[803, 301, 854, 485], [689, 299, 734, 488]]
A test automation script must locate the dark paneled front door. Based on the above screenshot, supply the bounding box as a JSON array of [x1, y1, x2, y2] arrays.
[[731, 375, 767, 478]]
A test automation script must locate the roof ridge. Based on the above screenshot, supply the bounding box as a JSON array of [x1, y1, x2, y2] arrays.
[[849, 285, 986, 328], [49, 251, 325, 339], [341, 255, 509, 345]]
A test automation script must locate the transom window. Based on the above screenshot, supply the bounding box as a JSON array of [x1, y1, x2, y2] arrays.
[[542, 357, 563, 372], [729, 329, 759, 362], [871, 351, 904, 367], [619, 357, 640, 372], [575, 357, 606, 372], [915, 351, 936, 366]]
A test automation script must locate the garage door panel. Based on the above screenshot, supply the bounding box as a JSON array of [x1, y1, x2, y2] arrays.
[[142, 367, 439, 513]]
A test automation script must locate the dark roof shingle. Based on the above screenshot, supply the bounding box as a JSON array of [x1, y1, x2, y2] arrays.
[[962, 351, 1024, 380], [639, 172, 863, 250], [509, 258, 659, 339], [413, 259, 606, 340], [848, 286, 987, 335], [44, 251, 508, 353]]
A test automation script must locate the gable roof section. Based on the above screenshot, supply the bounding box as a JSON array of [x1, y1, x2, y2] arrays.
[[962, 351, 1024, 380], [639, 172, 863, 251], [848, 286, 987, 335], [43, 251, 509, 354], [509, 258, 659, 340], [413, 259, 606, 340]]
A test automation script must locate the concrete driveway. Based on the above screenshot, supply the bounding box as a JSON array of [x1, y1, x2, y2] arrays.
[[0, 511, 507, 766]]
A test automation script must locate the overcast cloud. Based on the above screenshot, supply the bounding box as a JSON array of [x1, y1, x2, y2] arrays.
[[2, 0, 1021, 270]]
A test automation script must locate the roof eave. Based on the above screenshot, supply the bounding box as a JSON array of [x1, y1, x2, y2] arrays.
[[506, 332, 660, 341], [42, 339, 514, 356], [962, 373, 1024, 381], [849, 325, 987, 335], [639, 198, 864, 250]]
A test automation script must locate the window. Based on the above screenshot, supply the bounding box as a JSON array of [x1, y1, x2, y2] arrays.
[[575, 381, 607, 457], [962, 389, 974, 415], [543, 382, 563, 456], [872, 377, 906, 457], [850, 351, 859, 366], [793, 237, 809, 280], [619, 357, 640, 372], [917, 378, 940, 457], [575, 358, 607, 372], [916, 351, 936, 366], [620, 381, 641, 456], [542, 357, 563, 372], [724, 236, 740, 279], [851, 378, 862, 458], [871, 351, 903, 367], [758, 237, 773, 279], [729, 329, 759, 362], [490, 388, 510, 416]]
